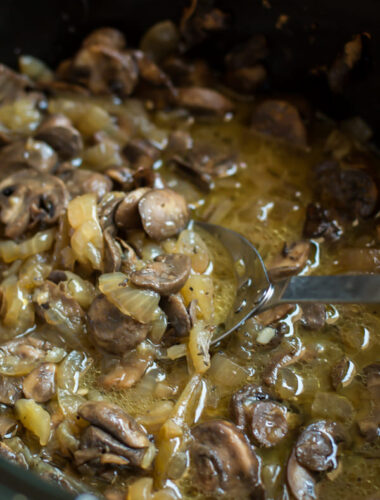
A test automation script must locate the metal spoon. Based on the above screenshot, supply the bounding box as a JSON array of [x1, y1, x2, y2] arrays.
[[195, 221, 380, 344]]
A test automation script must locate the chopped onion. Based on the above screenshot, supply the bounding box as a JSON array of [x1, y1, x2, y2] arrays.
[[68, 194, 103, 270], [166, 344, 187, 360], [98, 273, 161, 323], [0, 229, 55, 263], [57, 350, 92, 393], [149, 311, 168, 344], [18, 254, 52, 290], [311, 391, 354, 422], [63, 272, 97, 309], [181, 275, 214, 322], [188, 321, 213, 374], [176, 230, 210, 273], [208, 353, 248, 390], [15, 399, 51, 446], [57, 389, 86, 418], [1, 275, 35, 334], [19, 55, 53, 82], [137, 401, 174, 433]]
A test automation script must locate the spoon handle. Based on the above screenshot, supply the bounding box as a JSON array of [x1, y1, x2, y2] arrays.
[[268, 274, 380, 307]]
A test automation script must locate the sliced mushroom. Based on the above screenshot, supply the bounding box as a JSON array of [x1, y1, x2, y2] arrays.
[[123, 138, 159, 170], [256, 303, 295, 327], [78, 401, 150, 449], [267, 241, 310, 281], [58, 44, 139, 97], [166, 129, 193, 155], [82, 28, 126, 50], [0, 375, 23, 406], [0, 415, 18, 438], [138, 188, 189, 240], [263, 341, 305, 386], [357, 364, 380, 440], [176, 87, 234, 116], [87, 295, 149, 354], [35, 114, 83, 159], [76, 425, 147, 468], [132, 50, 174, 92], [160, 293, 191, 339], [230, 384, 288, 447], [171, 145, 238, 191], [0, 138, 58, 174], [59, 168, 112, 201], [114, 187, 151, 230], [22, 362, 56, 403], [100, 350, 153, 390], [103, 227, 122, 273], [0, 441, 28, 468], [130, 254, 191, 295], [287, 449, 317, 500], [190, 420, 263, 498], [301, 304, 326, 331], [303, 203, 342, 241], [330, 357, 356, 390], [225, 65, 267, 94], [133, 166, 166, 190], [0, 169, 68, 238], [251, 100, 307, 148], [0, 63, 34, 104], [162, 56, 212, 87], [315, 160, 378, 220], [295, 421, 342, 472], [105, 166, 135, 191]]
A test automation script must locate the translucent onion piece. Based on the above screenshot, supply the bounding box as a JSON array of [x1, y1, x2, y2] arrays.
[[128, 477, 154, 500], [18, 254, 52, 290], [57, 389, 86, 418], [68, 194, 103, 270], [208, 353, 248, 390], [1, 275, 34, 334], [149, 311, 168, 344], [64, 272, 97, 309], [82, 140, 123, 170], [0, 96, 41, 133], [15, 399, 51, 446], [137, 401, 175, 433], [57, 350, 92, 393], [18, 55, 53, 82], [181, 275, 214, 322], [188, 321, 213, 374], [176, 230, 210, 273], [98, 273, 161, 323], [0, 229, 56, 263], [0, 342, 65, 377]]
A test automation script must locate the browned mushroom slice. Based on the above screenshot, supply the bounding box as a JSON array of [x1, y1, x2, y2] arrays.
[[103, 228, 122, 273], [133, 166, 165, 190], [0, 63, 34, 104], [22, 362, 56, 403], [251, 100, 307, 148], [76, 425, 147, 468], [78, 400, 150, 449], [132, 50, 174, 92], [303, 203, 342, 240], [263, 342, 305, 386], [0, 416, 18, 438], [100, 350, 153, 390], [59, 168, 112, 201], [123, 138, 159, 170], [0, 441, 28, 468], [287, 449, 317, 500], [0, 375, 23, 406], [87, 295, 149, 354], [114, 187, 151, 230], [172, 146, 237, 191], [35, 114, 83, 159], [230, 384, 288, 447], [301, 304, 326, 331], [190, 420, 264, 498], [82, 28, 127, 50], [295, 421, 342, 472], [58, 45, 139, 97], [160, 293, 191, 339], [0, 169, 68, 238], [249, 401, 288, 448], [225, 65, 267, 94], [176, 87, 234, 116], [267, 241, 310, 281], [0, 138, 58, 174], [130, 254, 191, 295], [162, 56, 212, 87], [315, 160, 378, 220], [105, 166, 135, 191], [138, 188, 189, 240], [330, 357, 356, 390], [256, 303, 295, 327], [166, 130, 193, 155]]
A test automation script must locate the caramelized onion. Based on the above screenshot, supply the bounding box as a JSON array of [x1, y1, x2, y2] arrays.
[[0, 229, 55, 263]]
